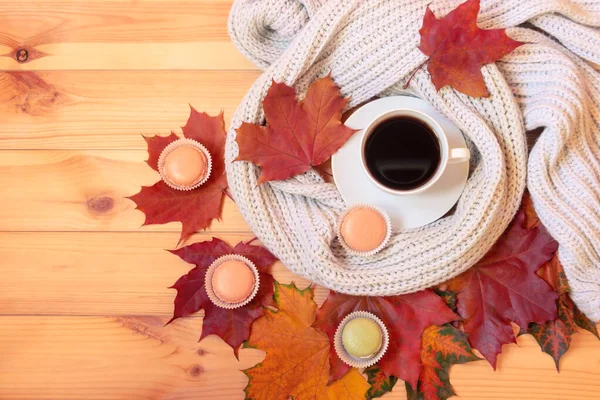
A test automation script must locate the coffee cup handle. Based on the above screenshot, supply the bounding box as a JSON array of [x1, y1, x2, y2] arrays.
[[448, 148, 471, 164]]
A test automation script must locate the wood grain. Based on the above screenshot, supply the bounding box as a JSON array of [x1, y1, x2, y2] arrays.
[[0, 70, 260, 149], [0, 70, 538, 150], [451, 331, 600, 400], [0, 232, 326, 316], [0, 316, 266, 400], [0, 150, 249, 233], [0, 316, 597, 400], [0, 1, 256, 70], [2, 0, 600, 399]]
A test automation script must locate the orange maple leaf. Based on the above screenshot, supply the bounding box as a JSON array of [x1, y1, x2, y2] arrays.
[[407, 325, 479, 400], [235, 75, 357, 183], [244, 282, 370, 400], [525, 255, 600, 370], [422, 326, 471, 361], [364, 365, 398, 399], [521, 191, 541, 229], [418, 0, 523, 97]]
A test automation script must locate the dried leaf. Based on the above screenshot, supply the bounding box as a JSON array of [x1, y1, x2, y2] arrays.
[[433, 288, 457, 313], [521, 254, 577, 370], [521, 191, 541, 229], [314, 290, 458, 388], [573, 306, 600, 338], [244, 282, 370, 400], [128, 108, 227, 244], [167, 238, 277, 358], [235, 75, 357, 183], [447, 209, 559, 368], [406, 325, 479, 400], [327, 369, 371, 400], [526, 318, 571, 370], [418, 0, 523, 97], [537, 254, 569, 294], [525, 255, 599, 369], [144, 132, 179, 172], [364, 365, 398, 399]]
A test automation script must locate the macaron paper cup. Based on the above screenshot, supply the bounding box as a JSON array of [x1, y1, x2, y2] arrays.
[[205, 254, 260, 309], [158, 138, 212, 191], [336, 204, 392, 257], [334, 311, 389, 368]]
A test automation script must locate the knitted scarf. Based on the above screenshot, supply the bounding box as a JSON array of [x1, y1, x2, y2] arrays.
[[225, 0, 600, 321]]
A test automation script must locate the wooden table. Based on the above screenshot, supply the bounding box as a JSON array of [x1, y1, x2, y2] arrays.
[[1, 1, 599, 399]]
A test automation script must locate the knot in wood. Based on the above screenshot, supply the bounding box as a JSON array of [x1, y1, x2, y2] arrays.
[[16, 49, 28, 63], [87, 196, 115, 215], [188, 364, 204, 378]]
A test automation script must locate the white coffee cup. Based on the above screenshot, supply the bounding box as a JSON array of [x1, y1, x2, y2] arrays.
[[360, 109, 470, 195]]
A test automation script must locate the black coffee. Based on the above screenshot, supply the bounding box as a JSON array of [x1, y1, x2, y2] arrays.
[[364, 117, 441, 190]]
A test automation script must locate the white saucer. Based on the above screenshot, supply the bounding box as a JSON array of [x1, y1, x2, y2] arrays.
[[332, 96, 469, 230]]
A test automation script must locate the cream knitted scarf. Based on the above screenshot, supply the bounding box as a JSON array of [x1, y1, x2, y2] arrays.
[[225, 0, 600, 321]]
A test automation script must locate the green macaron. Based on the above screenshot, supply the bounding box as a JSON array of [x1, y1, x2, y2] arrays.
[[341, 317, 383, 358]]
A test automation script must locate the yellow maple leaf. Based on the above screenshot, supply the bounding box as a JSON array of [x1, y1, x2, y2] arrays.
[[244, 283, 370, 400]]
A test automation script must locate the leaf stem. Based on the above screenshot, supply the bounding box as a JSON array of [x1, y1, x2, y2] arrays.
[[223, 188, 235, 202], [313, 165, 333, 178], [404, 60, 428, 89]]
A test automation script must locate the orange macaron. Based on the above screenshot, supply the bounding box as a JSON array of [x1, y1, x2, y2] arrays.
[[158, 138, 212, 190], [205, 255, 260, 309], [338, 204, 391, 256]]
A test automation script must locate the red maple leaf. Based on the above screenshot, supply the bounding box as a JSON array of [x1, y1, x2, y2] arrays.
[[128, 107, 228, 244], [167, 238, 277, 358], [313, 290, 458, 388], [235, 75, 357, 183], [447, 209, 559, 368], [417, 0, 523, 97]]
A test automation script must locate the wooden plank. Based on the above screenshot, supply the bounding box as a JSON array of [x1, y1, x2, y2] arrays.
[[451, 331, 600, 400], [0, 1, 257, 70], [2, 229, 599, 399], [0, 70, 260, 149], [0, 316, 266, 400], [0, 1, 232, 44], [0, 232, 327, 316], [0, 71, 548, 150], [0, 316, 598, 399], [0, 150, 249, 233], [1, 42, 256, 70]]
